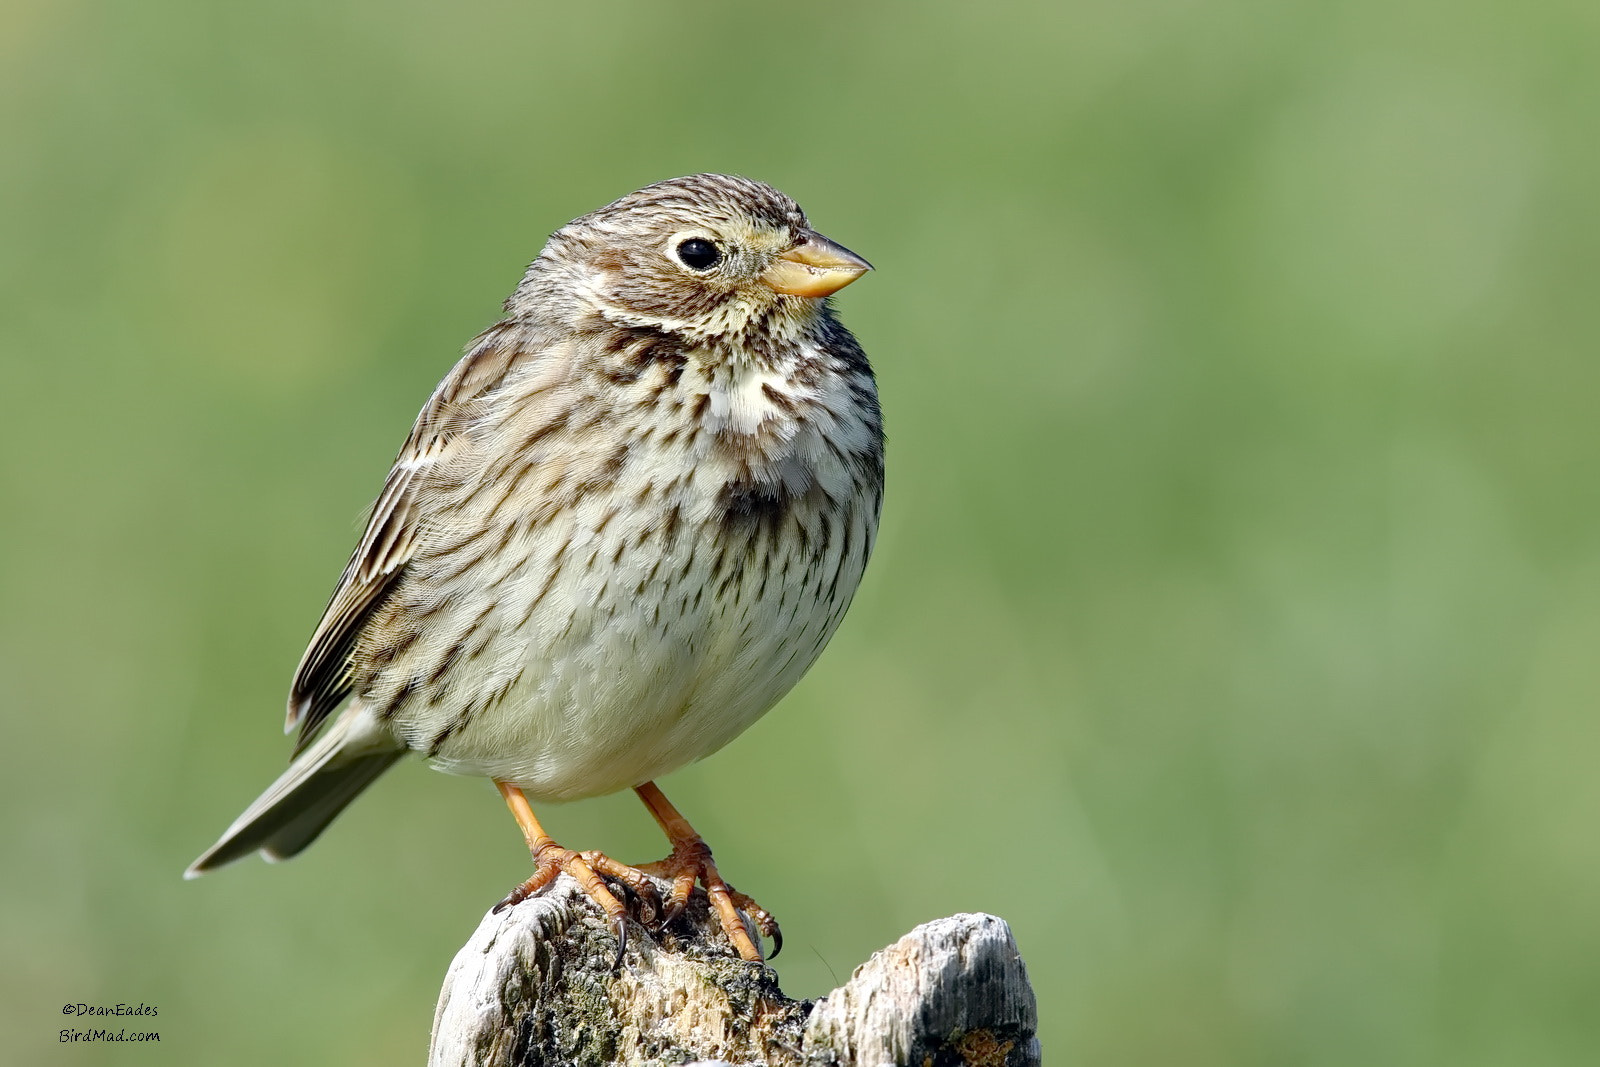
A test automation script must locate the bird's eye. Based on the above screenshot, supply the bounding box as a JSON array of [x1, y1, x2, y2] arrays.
[[675, 238, 722, 271]]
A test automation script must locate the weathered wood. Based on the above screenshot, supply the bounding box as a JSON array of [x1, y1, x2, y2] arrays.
[[429, 875, 1039, 1067]]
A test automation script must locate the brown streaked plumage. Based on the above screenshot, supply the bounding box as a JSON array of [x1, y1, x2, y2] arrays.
[[186, 174, 883, 963]]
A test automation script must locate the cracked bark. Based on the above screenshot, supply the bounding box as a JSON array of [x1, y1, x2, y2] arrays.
[[429, 875, 1040, 1067]]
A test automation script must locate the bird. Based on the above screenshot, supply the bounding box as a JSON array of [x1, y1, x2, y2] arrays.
[[185, 173, 884, 964]]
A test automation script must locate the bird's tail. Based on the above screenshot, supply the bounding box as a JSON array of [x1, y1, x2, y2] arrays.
[[185, 705, 403, 877]]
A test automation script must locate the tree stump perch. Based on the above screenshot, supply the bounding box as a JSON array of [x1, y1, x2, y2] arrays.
[[429, 875, 1040, 1066]]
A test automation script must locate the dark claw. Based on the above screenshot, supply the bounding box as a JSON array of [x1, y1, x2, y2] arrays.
[[767, 924, 783, 960], [492, 884, 528, 915], [661, 897, 686, 926], [609, 914, 628, 972]]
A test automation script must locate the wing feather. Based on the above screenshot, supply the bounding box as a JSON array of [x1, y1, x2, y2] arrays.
[[285, 324, 525, 750]]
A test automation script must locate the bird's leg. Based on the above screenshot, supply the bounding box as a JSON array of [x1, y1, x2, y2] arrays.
[[491, 781, 659, 966], [632, 780, 780, 963]]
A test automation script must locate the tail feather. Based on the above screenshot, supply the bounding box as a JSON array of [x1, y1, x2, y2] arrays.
[[186, 707, 402, 878]]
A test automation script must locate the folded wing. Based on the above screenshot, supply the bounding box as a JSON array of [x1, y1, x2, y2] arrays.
[[285, 325, 527, 752]]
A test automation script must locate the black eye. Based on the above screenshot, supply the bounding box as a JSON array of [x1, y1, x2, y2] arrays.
[[675, 238, 722, 271]]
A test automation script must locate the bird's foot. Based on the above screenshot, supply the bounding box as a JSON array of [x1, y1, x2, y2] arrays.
[[637, 836, 781, 963], [493, 842, 660, 969], [490, 780, 777, 965]]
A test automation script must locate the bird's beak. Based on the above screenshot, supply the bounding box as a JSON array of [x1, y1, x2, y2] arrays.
[[761, 232, 873, 298]]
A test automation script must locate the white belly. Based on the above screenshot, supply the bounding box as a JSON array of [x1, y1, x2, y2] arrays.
[[390, 357, 877, 801]]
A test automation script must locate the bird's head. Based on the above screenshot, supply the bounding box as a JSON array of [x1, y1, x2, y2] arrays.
[[512, 173, 871, 346]]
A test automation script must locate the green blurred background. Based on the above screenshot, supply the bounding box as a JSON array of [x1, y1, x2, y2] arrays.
[[5, 0, 1600, 1062]]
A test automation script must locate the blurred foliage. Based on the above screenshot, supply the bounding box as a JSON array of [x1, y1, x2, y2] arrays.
[[5, 0, 1600, 1063]]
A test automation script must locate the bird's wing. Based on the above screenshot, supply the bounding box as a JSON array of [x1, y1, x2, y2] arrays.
[[285, 325, 525, 752]]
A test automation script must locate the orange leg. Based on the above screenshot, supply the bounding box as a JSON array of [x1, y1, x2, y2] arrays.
[[632, 781, 781, 963], [491, 781, 659, 967]]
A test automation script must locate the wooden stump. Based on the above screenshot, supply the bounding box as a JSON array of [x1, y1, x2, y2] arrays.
[[429, 876, 1039, 1067]]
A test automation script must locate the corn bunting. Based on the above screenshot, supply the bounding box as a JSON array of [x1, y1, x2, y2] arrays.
[[186, 174, 883, 963]]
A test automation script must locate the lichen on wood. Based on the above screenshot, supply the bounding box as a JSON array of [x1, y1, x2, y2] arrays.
[[430, 876, 1039, 1067]]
